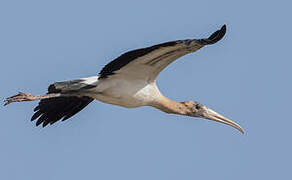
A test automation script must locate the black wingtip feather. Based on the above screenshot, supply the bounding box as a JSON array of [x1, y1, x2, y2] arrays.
[[31, 96, 93, 127], [208, 24, 226, 43], [31, 110, 42, 121], [36, 114, 47, 126], [198, 24, 227, 45]]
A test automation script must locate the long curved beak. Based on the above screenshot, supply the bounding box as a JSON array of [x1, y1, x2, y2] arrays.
[[202, 108, 244, 134]]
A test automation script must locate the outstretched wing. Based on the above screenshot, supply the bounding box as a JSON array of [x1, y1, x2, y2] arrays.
[[98, 25, 226, 81], [31, 77, 97, 127], [31, 96, 93, 127]]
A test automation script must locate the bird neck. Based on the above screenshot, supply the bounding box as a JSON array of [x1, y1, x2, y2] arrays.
[[153, 96, 190, 115]]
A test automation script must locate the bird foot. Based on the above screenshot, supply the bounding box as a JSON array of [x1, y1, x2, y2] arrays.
[[4, 92, 35, 106]]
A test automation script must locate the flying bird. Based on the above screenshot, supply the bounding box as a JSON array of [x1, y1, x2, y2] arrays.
[[4, 25, 244, 133]]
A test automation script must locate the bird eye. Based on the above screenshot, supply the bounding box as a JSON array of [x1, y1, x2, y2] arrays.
[[195, 104, 201, 110]]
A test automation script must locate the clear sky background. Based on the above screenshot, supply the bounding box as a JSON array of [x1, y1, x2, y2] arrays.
[[1, 0, 291, 179]]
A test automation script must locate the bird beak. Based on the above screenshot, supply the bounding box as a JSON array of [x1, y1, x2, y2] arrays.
[[202, 108, 244, 134]]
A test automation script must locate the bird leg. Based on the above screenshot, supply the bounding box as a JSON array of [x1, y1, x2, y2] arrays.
[[4, 92, 61, 106]]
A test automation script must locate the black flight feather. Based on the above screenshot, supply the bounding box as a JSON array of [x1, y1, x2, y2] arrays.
[[31, 83, 94, 127], [197, 24, 226, 45]]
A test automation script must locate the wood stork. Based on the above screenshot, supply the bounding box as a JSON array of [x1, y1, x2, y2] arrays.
[[4, 25, 244, 133]]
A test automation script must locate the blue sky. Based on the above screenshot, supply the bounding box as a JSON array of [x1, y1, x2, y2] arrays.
[[1, 0, 291, 179]]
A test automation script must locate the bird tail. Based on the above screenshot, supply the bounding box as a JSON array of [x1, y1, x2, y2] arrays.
[[48, 76, 99, 93]]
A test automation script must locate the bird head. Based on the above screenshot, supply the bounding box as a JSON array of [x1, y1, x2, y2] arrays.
[[182, 101, 244, 134]]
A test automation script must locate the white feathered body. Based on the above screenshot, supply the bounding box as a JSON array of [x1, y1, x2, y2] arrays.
[[82, 76, 163, 108]]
